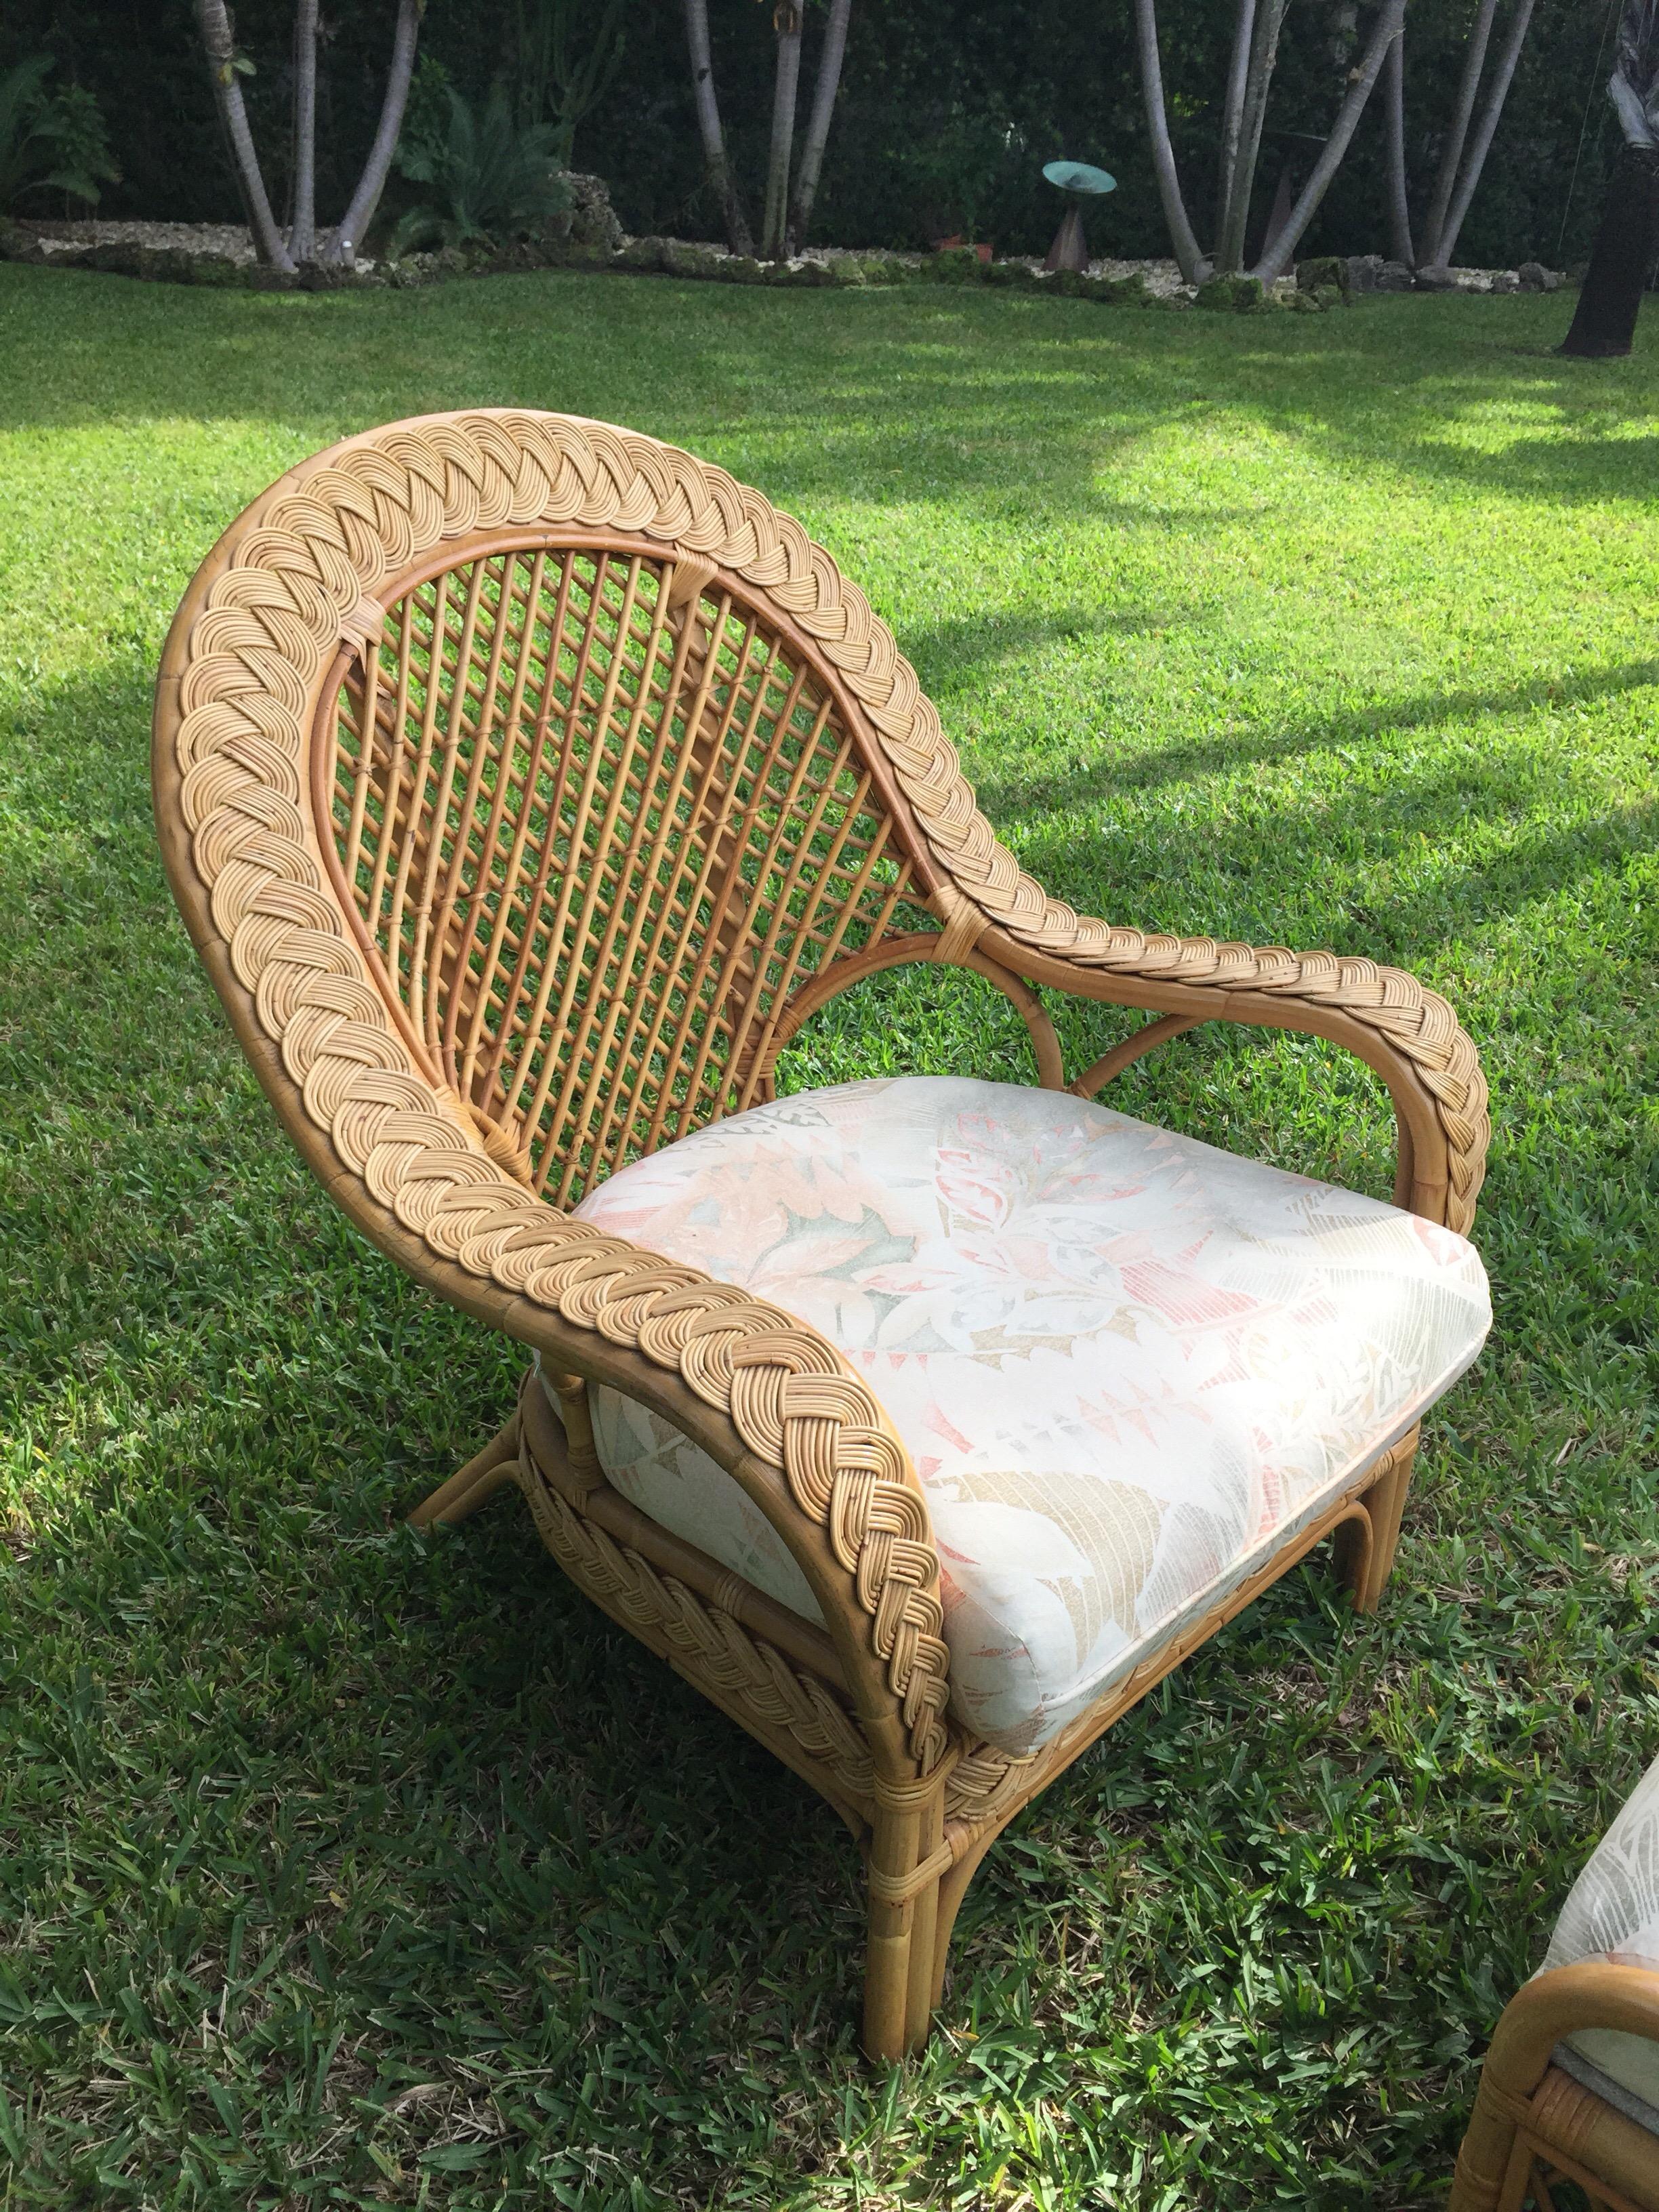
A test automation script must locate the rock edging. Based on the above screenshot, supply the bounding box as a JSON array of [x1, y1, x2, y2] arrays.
[[0, 219, 1324, 314], [0, 217, 1565, 315]]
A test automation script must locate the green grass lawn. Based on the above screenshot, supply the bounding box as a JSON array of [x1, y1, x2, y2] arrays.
[[1, 262, 1656, 2211]]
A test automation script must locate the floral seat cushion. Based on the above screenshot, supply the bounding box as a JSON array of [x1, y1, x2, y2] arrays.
[[1542, 1754, 1659, 2132], [557, 1076, 1491, 1755]]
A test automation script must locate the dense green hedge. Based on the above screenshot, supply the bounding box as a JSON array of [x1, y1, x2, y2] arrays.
[[1, 0, 1624, 268]]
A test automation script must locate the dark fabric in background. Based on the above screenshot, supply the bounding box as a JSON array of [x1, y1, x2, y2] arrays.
[[2, 0, 1624, 269]]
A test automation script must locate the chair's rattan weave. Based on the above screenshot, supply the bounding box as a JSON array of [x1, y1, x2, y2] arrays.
[[155, 409, 1493, 2057], [1450, 1972, 1659, 2212], [325, 542, 917, 1201]]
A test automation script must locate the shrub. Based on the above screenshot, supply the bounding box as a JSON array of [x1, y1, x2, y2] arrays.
[[389, 81, 571, 255], [0, 57, 119, 214], [1197, 273, 1265, 312], [928, 245, 985, 285], [1296, 255, 1349, 295]]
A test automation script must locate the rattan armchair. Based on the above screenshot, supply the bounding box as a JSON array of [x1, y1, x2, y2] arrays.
[[1451, 1756, 1659, 2211], [152, 410, 1492, 2060], [1450, 1965, 1659, 2211]]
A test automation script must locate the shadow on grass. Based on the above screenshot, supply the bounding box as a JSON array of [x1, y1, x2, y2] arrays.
[[3, 401, 1657, 2195], [899, 598, 1211, 687], [1097, 660, 1658, 798], [1010, 775, 1658, 963], [1, 268, 1655, 524]]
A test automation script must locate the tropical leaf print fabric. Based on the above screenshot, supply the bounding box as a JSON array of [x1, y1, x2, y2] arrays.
[[563, 1077, 1492, 1755], [588, 1388, 826, 1622], [1542, 1754, 1659, 2125]]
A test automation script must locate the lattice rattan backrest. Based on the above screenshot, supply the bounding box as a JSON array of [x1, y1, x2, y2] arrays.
[[316, 537, 921, 1204]]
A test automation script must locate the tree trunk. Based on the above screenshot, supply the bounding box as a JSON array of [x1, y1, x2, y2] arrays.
[[1559, 143, 1659, 356], [1252, 0, 1408, 283], [512, 0, 549, 131], [684, 0, 754, 255], [325, 0, 420, 266], [1257, 162, 1296, 268], [1218, 0, 1289, 274], [761, 2, 803, 262], [1420, 0, 1497, 267], [1384, 27, 1413, 266], [1132, 0, 1210, 283], [785, 0, 851, 253], [1431, 0, 1538, 268], [1215, 0, 1258, 251], [194, 0, 294, 272], [291, 0, 319, 264]]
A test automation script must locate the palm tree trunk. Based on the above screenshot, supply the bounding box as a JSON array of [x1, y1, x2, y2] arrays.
[[1252, 0, 1407, 283], [1133, 0, 1210, 283], [785, 0, 852, 254], [1215, 0, 1258, 252], [1218, 0, 1289, 274], [1257, 163, 1297, 267], [1430, 0, 1538, 269], [512, 0, 549, 131], [194, 0, 294, 272], [761, 2, 804, 262], [291, 0, 319, 264], [1384, 28, 1413, 266], [684, 0, 754, 254], [1559, 142, 1659, 356], [1420, 0, 1497, 266], [326, 0, 420, 266]]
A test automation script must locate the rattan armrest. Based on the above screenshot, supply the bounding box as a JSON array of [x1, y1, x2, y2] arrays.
[[1452, 1960, 1659, 2212], [968, 912, 1490, 1233], [161, 905, 951, 1789], [1483, 1959, 1659, 2106]]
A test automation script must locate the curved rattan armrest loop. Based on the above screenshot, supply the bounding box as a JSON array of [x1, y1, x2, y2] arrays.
[[963, 916, 1491, 1233], [1484, 1959, 1659, 2106], [154, 876, 951, 1781], [150, 872, 951, 1784], [1452, 1959, 1659, 2212]]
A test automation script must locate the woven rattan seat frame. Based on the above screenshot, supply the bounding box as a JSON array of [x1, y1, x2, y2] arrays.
[[153, 411, 1492, 2060]]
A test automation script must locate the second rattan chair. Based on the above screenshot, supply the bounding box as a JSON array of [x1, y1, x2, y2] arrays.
[[1451, 1755, 1659, 2211], [153, 409, 1494, 2059]]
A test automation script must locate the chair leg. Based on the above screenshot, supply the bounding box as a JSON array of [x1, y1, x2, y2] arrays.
[[1345, 1425, 1420, 1614], [1449, 2070, 1536, 2211], [927, 1826, 1002, 2015], [863, 1788, 947, 2060], [407, 1409, 522, 1528]]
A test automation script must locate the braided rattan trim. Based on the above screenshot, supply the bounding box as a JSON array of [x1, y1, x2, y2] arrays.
[[169, 409, 1483, 1795], [169, 409, 954, 1774], [516, 1447, 878, 1811], [189, 410, 1487, 1227]]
